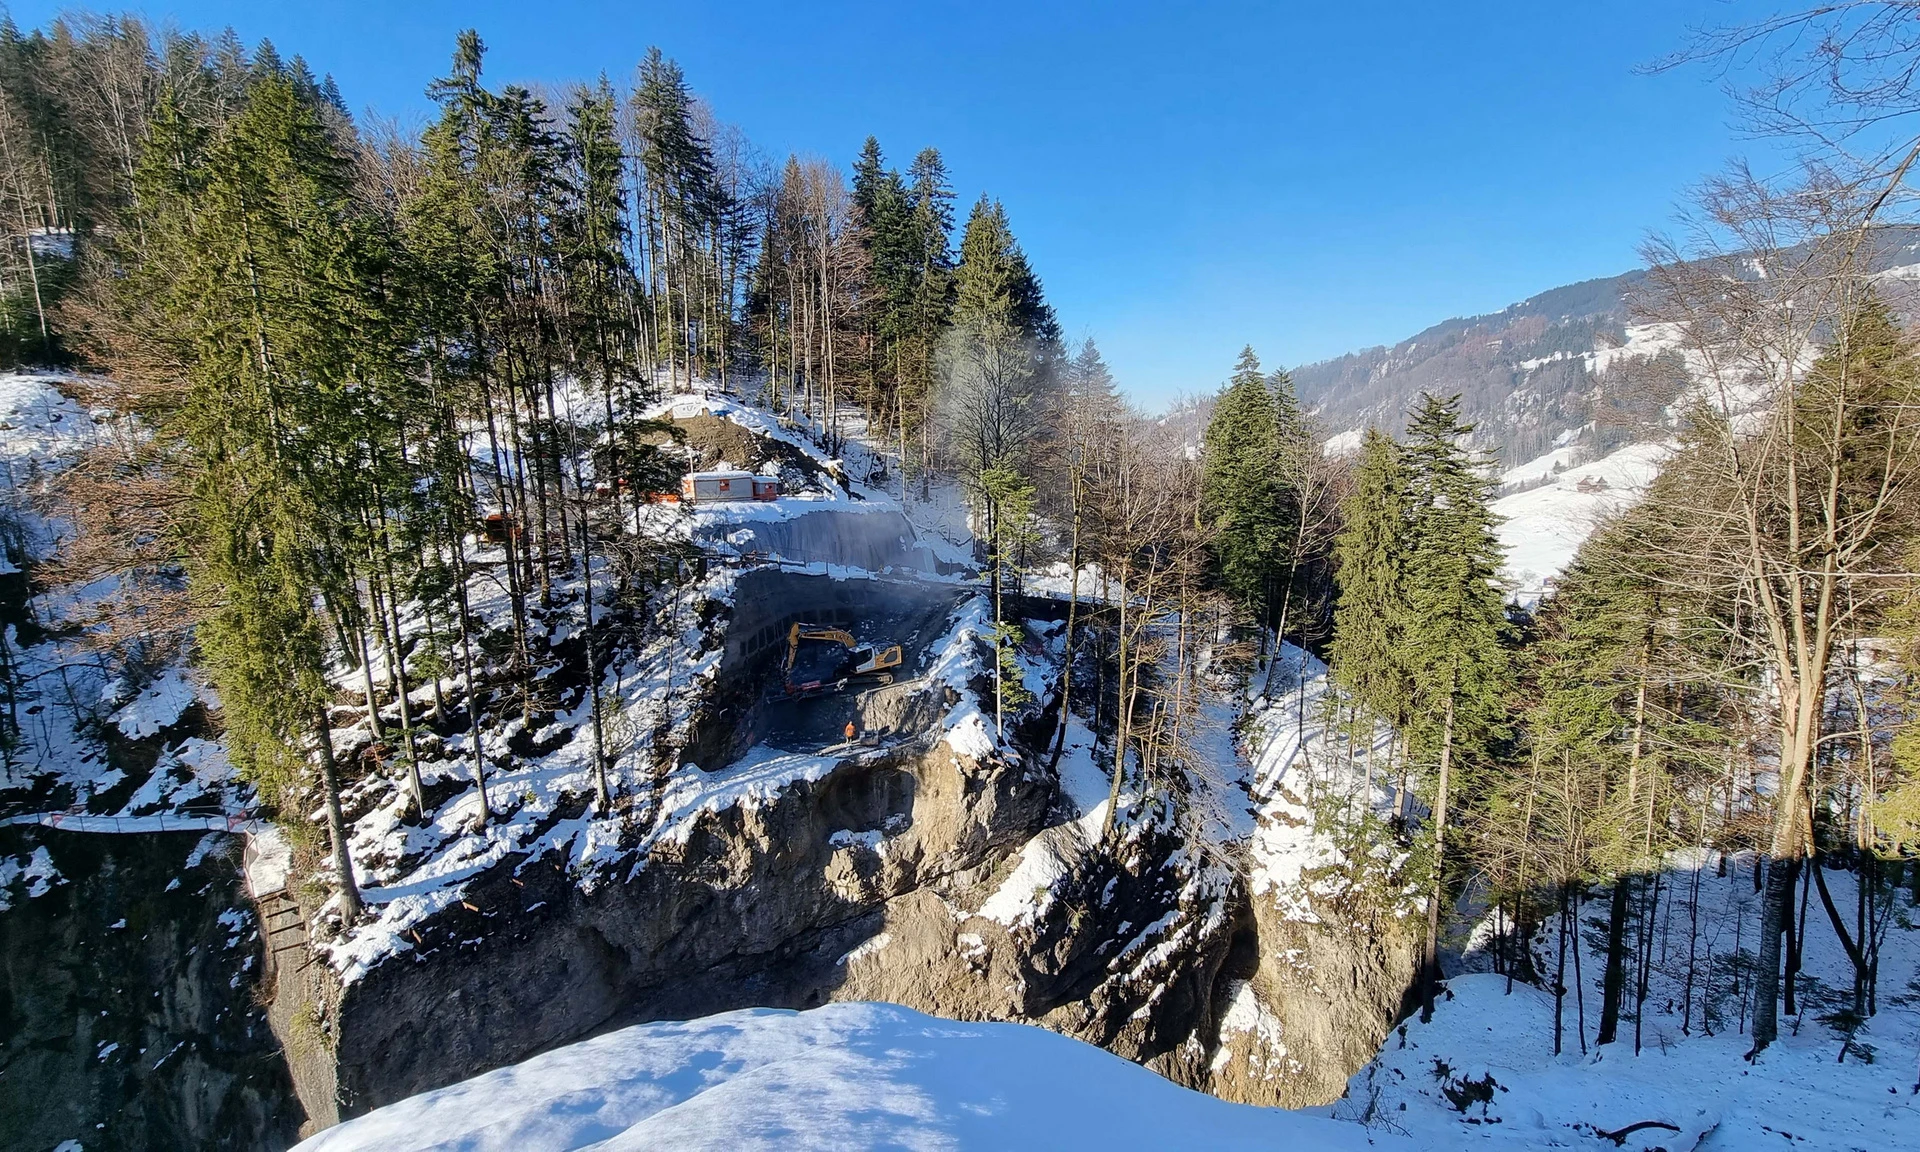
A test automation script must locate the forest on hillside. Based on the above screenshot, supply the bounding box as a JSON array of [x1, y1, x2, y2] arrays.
[[2, 4, 1919, 1078]]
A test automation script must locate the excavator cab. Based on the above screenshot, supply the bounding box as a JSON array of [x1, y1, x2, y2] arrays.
[[783, 623, 902, 698]]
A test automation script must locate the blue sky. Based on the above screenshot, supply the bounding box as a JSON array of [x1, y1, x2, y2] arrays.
[[11, 1, 1793, 404]]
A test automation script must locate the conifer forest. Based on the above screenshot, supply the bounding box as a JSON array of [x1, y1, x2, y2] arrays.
[[3, 6, 1920, 1151]]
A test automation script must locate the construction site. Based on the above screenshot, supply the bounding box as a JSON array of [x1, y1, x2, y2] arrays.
[[683, 567, 970, 771]]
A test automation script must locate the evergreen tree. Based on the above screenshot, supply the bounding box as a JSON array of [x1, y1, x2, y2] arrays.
[[127, 74, 393, 921], [901, 147, 955, 487], [850, 136, 917, 423], [1399, 392, 1514, 1021], [631, 46, 718, 387], [1201, 346, 1290, 639], [953, 194, 1059, 355], [1328, 427, 1414, 731]]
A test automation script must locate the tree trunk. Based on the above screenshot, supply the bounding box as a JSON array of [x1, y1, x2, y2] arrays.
[[1420, 680, 1457, 1023], [1749, 854, 1802, 1055], [315, 704, 363, 924], [1553, 882, 1569, 1055], [1597, 875, 1632, 1045], [1047, 474, 1083, 774]]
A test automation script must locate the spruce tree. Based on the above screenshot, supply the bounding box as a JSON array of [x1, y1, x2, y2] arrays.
[[1329, 427, 1413, 730], [1201, 346, 1288, 639], [1399, 392, 1514, 1021], [901, 148, 955, 489], [128, 74, 392, 921]]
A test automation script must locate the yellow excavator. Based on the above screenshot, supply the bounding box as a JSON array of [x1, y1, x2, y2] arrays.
[[782, 623, 903, 699]]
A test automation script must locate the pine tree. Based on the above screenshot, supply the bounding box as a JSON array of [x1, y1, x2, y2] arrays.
[[850, 136, 917, 432], [902, 147, 954, 489], [1399, 392, 1514, 1021], [631, 46, 718, 388], [1201, 346, 1289, 639], [127, 74, 393, 921], [953, 194, 1059, 356], [1329, 427, 1413, 732]]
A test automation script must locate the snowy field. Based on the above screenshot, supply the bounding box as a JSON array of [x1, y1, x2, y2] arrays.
[[1491, 441, 1667, 604], [293, 1002, 1411, 1152]]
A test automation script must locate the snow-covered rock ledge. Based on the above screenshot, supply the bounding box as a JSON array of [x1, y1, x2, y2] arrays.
[[293, 1001, 1409, 1152]]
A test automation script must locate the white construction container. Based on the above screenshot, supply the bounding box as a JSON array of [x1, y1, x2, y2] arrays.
[[681, 470, 778, 505]]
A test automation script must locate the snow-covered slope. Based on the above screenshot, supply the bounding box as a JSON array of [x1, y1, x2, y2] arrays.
[[1341, 854, 1920, 1150], [1345, 970, 1918, 1150], [293, 1001, 1411, 1152], [1492, 441, 1667, 603]]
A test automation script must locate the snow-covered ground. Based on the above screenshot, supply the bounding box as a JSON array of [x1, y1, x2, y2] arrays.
[[1339, 858, 1920, 1151], [293, 1001, 1411, 1152], [1492, 441, 1667, 605], [0, 372, 249, 818], [1241, 645, 1415, 924]]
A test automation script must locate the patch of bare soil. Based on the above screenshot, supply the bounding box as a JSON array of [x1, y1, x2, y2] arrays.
[[652, 413, 833, 493]]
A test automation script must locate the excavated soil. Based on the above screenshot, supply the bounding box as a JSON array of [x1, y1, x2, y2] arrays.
[[653, 413, 833, 491]]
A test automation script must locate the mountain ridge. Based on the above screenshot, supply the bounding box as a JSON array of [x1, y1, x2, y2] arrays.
[[1290, 224, 1920, 468]]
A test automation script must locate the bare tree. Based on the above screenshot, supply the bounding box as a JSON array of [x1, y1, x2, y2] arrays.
[[1637, 162, 1920, 1053]]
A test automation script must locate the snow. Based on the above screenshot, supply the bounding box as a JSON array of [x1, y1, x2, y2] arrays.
[[1322, 428, 1364, 457], [1340, 858, 1920, 1150], [1492, 441, 1668, 605], [1499, 444, 1586, 489], [977, 830, 1075, 929], [1213, 979, 1289, 1077], [1585, 322, 1687, 376], [0, 371, 97, 479], [1242, 646, 1416, 926], [112, 669, 199, 739], [244, 825, 293, 898], [293, 1001, 1411, 1152], [837, 932, 892, 967], [0, 373, 257, 834], [26, 226, 74, 259], [970, 715, 1131, 932], [920, 596, 1002, 761], [1022, 561, 1119, 602], [0, 844, 65, 910]]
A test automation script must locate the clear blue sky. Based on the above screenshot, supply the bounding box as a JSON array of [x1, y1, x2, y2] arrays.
[[13, 1, 1794, 405]]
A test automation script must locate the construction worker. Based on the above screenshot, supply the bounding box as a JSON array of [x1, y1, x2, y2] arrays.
[[844, 720, 857, 745]]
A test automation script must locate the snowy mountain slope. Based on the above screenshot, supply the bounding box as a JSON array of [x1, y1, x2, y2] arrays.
[[0, 370, 250, 818], [1296, 226, 1920, 465], [1492, 440, 1668, 603], [292, 1001, 1414, 1152], [1300, 226, 1920, 597]]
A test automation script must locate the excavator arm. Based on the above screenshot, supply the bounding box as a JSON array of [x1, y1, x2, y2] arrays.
[[785, 623, 858, 671], [783, 623, 902, 696]]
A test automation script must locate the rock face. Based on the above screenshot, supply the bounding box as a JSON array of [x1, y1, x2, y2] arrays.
[[266, 711, 1416, 1136], [258, 576, 1421, 1137], [1205, 891, 1422, 1109], [0, 826, 303, 1151], [270, 722, 1057, 1128]]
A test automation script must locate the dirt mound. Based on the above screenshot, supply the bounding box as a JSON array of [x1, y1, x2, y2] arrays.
[[651, 413, 834, 494]]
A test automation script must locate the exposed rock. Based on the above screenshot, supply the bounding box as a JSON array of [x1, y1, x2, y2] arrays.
[[0, 826, 303, 1151], [1205, 886, 1421, 1108]]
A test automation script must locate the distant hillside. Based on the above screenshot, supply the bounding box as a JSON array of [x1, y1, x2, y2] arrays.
[[1293, 224, 1920, 471]]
